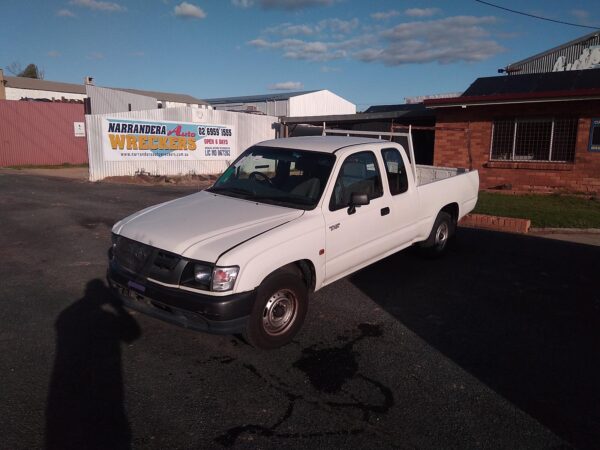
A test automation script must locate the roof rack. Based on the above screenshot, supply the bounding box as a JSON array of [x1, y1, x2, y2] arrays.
[[322, 125, 417, 180]]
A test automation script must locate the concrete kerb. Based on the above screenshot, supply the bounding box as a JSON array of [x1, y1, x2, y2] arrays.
[[529, 227, 600, 234], [459, 213, 531, 234], [459, 214, 600, 246]]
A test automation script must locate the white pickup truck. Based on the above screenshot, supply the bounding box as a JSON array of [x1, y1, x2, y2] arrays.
[[108, 136, 478, 348]]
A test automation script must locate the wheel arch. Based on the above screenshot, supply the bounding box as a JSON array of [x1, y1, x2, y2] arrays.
[[440, 202, 459, 225], [268, 259, 316, 293]]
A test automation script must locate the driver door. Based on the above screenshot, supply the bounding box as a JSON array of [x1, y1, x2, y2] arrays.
[[324, 150, 393, 282]]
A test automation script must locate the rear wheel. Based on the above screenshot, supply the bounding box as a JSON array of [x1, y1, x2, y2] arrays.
[[419, 211, 455, 258], [243, 272, 308, 349]]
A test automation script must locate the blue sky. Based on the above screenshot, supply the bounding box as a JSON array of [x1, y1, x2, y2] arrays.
[[1, 0, 598, 109]]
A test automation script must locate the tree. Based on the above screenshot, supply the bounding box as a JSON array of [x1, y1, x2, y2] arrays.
[[5, 62, 45, 79]]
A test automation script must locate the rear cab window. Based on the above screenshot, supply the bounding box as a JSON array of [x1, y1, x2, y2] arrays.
[[381, 148, 409, 195]]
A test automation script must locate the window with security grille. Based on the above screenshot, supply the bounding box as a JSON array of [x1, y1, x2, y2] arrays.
[[490, 118, 578, 162], [590, 119, 600, 152]]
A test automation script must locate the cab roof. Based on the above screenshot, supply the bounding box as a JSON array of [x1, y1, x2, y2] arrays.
[[257, 136, 386, 154]]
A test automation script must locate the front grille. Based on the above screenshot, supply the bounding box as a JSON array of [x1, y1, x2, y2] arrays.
[[114, 237, 153, 273], [154, 251, 180, 270]]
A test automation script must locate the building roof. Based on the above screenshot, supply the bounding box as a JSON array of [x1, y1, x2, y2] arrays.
[[282, 104, 434, 124], [114, 88, 208, 105], [259, 136, 384, 153], [425, 70, 600, 108], [4, 76, 208, 105], [462, 70, 600, 96], [505, 31, 600, 73], [5, 76, 87, 95], [364, 103, 431, 114], [205, 90, 319, 104]]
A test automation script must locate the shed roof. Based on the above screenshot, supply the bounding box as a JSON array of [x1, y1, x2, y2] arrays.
[[205, 90, 319, 104], [4, 76, 208, 105]]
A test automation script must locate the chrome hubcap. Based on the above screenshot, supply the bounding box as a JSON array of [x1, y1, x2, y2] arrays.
[[262, 289, 297, 336], [435, 222, 449, 249]]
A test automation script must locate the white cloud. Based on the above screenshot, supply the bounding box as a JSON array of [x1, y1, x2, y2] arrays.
[[404, 7, 441, 17], [70, 0, 126, 12], [249, 15, 503, 65], [47, 50, 61, 57], [174, 2, 207, 19], [368, 16, 503, 65], [316, 18, 358, 34], [269, 81, 304, 90], [263, 18, 358, 39], [320, 65, 340, 72], [87, 52, 105, 60], [570, 9, 591, 23], [371, 10, 400, 20], [232, 0, 254, 7], [57, 9, 76, 17], [249, 38, 349, 61], [264, 23, 314, 36], [232, 0, 341, 10]]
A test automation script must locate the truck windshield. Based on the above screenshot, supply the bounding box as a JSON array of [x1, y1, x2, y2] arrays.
[[208, 146, 336, 210]]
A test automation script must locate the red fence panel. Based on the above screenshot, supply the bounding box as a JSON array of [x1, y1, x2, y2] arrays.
[[0, 100, 88, 166]]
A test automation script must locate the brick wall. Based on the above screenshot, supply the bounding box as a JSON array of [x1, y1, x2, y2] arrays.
[[432, 101, 600, 194]]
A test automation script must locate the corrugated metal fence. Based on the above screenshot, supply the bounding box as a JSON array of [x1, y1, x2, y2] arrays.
[[0, 100, 87, 166], [86, 107, 279, 181]]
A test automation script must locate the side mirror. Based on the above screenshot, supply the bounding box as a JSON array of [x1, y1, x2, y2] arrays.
[[348, 192, 369, 215]]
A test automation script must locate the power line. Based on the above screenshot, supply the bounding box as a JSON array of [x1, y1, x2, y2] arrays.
[[474, 0, 600, 30]]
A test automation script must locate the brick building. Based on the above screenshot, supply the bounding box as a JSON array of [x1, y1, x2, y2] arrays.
[[424, 70, 600, 193]]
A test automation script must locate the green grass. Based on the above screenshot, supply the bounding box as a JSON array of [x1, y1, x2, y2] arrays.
[[473, 192, 600, 228], [6, 163, 89, 170]]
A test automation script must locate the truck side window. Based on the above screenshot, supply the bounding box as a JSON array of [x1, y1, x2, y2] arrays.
[[382, 148, 409, 195], [329, 151, 383, 211]]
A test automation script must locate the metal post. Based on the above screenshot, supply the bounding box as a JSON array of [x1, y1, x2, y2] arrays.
[[548, 119, 555, 161], [408, 125, 417, 181]]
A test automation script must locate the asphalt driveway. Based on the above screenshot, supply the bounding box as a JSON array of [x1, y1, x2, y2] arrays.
[[1, 172, 598, 449]]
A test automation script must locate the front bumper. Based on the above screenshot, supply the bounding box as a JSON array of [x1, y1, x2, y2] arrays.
[[107, 265, 255, 335]]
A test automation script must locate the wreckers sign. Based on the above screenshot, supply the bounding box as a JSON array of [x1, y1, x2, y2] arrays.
[[101, 118, 235, 161]]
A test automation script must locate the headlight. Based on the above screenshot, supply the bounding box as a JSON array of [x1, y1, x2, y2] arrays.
[[181, 263, 239, 292], [193, 264, 212, 289], [109, 233, 119, 260], [211, 266, 239, 292]]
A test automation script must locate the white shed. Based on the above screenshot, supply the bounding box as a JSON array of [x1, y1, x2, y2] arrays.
[[206, 90, 356, 117]]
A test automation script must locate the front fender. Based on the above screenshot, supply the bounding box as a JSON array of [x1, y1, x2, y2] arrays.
[[220, 212, 326, 293]]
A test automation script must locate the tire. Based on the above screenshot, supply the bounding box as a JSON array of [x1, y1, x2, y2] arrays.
[[243, 272, 308, 349], [419, 211, 455, 258]]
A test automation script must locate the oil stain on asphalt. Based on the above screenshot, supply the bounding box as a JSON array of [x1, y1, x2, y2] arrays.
[[214, 323, 394, 447]]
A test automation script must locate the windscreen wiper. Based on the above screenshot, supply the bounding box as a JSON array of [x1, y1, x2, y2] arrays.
[[207, 186, 254, 197]]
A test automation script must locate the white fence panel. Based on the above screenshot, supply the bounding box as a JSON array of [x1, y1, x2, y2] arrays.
[[86, 107, 279, 181]]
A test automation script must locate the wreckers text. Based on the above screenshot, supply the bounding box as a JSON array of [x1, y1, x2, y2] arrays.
[[108, 134, 197, 151]]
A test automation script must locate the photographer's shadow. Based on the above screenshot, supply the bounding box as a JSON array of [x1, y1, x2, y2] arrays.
[[45, 279, 141, 450]]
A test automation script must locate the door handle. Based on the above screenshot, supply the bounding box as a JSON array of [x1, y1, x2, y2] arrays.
[[381, 207, 390, 216]]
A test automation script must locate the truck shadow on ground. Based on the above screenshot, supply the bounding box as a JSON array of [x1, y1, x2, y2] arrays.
[[45, 279, 141, 450], [350, 228, 600, 449]]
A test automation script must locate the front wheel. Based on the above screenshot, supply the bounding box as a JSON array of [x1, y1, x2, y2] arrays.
[[243, 272, 308, 349]]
